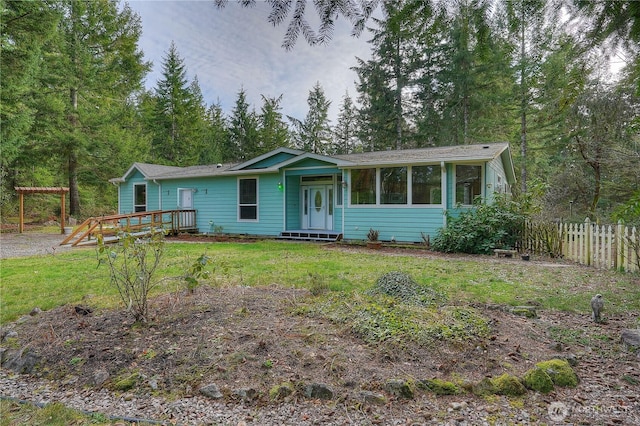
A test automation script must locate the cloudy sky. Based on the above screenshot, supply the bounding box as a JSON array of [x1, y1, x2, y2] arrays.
[[128, 0, 374, 122]]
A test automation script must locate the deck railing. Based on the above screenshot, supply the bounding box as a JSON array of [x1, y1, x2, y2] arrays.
[[61, 210, 197, 246]]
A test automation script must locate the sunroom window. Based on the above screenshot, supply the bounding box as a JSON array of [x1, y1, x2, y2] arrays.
[[351, 169, 376, 205], [455, 165, 482, 205], [381, 167, 407, 204], [412, 165, 441, 204]]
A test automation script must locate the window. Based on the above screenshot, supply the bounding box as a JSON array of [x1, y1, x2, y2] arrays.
[[456, 165, 482, 205], [350, 169, 376, 205], [412, 165, 441, 204], [238, 178, 258, 220], [381, 167, 407, 204], [134, 183, 146, 212]]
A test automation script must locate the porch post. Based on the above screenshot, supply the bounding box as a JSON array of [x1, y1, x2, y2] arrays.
[[441, 161, 447, 228], [60, 191, 66, 234], [18, 191, 24, 233]]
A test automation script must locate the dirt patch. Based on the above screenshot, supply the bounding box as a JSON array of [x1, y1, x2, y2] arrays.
[[4, 281, 640, 424], [2, 238, 639, 424]]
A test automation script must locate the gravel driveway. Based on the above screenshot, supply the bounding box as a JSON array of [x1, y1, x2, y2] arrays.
[[0, 233, 75, 259]]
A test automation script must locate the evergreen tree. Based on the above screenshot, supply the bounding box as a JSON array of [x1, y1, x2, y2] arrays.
[[333, 91, 359, 154], [21, 0, 149, 216], [150, 42, 204, 165], [226, 88, 259, 161], [199, 102, 228, 165], [258, 95, 290, 154], [288, 82, 331, 154]]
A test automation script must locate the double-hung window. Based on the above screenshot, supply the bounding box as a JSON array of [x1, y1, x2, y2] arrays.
[[238, 178, 258, 220]]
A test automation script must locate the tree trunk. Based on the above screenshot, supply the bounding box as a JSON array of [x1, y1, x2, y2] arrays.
[[519, 5, 527, 195], [69, 86, 80, 216]]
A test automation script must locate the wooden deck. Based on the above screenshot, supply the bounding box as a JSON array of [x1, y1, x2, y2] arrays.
[[60, 210, 197, 247]]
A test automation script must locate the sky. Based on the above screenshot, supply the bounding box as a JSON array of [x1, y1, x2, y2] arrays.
[[127, 0, 374, 122]]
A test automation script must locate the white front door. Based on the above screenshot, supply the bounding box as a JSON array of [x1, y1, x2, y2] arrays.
[[307, 185, 335, 230], [178, 188, 194, 227]]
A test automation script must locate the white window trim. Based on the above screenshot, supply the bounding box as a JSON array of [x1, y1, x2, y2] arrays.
[[347, 165, 444, 208], [133, 183, 147, 212], [454, 164, 484, 206], [237, 176, 259, 222]]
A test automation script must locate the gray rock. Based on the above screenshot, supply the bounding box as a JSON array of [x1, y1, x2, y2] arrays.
[[358, 390, 386, 405], [92, 369, 110, 386], [234, 387, 259, 402], [304, 382, 334, 400], [199, 383, 223, 399], [621, 329, 640, 349], [561, 353, 578, 367], [1, 348, 40, 374], [29, 307, 42, 316], [384, 379, 414, 399], [1, 329, 18, 342]]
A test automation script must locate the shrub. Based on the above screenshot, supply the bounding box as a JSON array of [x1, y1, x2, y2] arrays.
[[98, 231, 166, 323], [432, 196, 527, 254]]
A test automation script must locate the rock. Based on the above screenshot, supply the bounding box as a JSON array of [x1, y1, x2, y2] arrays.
[[472, 377, 498, 396], [548, 342, 563, 352], [384, 379, 414, 399], [92, 369, 110, 386], [450, 401, 468, 411], [1, 348, 40, 374], [269, 382, 294, 401], [621, 329, 640, 349], [523, 366, 554, 394], [234, 387, 259, 402], [1, 329, 18, 342], [490, 373, 526, 396], [358, 391, 386, 405], [29, 307, 42, 316], [199, 383, 223, 399], [74, 306, 93, 316], [561, 353, 578, 367], [304, 383, 334, 400], [536, 359, 578, 387], [419, 378, 460, 395]]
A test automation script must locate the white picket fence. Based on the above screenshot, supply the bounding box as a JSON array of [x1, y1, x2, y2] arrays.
[[523, 219, 639, 273], [560, 219, 638, 273]]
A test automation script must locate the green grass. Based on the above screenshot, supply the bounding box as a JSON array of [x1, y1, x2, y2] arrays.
[[1, 240, 639, 324]]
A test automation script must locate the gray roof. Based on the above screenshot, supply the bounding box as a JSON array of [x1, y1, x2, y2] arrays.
[[111, 143, 514, 183], [334, 143, 510, 166]]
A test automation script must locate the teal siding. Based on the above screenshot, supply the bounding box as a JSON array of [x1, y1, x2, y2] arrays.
[[247, 152, 297, 169], [118, 170, 160, 213], [344, 207, 444, 242], [285, 175, 301, 230]]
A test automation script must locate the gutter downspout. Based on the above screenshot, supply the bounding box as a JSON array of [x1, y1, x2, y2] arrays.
[[441, 162, 447, 228], [341, 171, 346, 239], [153, 180, 162, 210]]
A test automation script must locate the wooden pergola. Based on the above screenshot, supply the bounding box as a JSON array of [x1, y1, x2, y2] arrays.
[[14, 187, 70, 234]]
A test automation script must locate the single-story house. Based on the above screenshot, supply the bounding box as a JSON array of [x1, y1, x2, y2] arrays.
[[109, 142, 515, 243]]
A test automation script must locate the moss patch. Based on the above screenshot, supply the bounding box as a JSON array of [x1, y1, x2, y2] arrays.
[[523, 366, 554, 393], [419, 378, 461, 395], [490, 374, 526, 396], [536, 359, 578, 387]]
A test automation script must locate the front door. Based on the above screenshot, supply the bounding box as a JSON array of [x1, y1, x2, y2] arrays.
[[308, 186, 326, 229]]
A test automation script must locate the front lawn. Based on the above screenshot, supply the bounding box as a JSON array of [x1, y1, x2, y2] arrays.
[[1, 240, 638, 324]]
